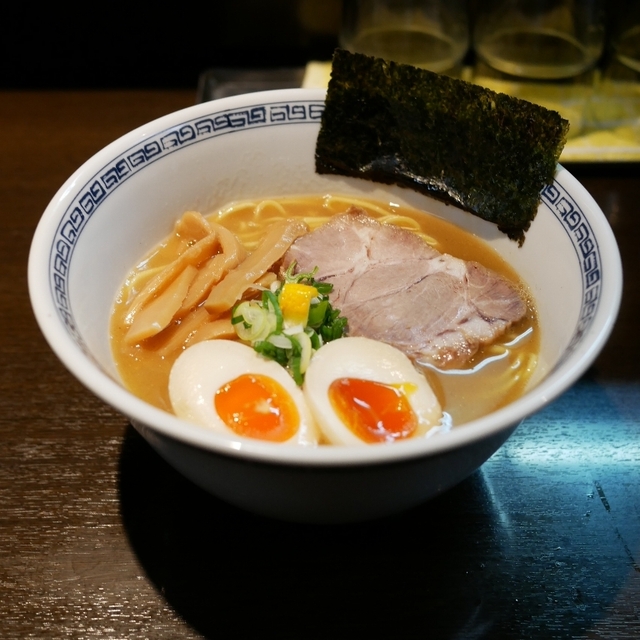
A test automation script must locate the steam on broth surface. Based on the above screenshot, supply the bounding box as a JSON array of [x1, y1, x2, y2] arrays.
[[110, 194, 539, 430]]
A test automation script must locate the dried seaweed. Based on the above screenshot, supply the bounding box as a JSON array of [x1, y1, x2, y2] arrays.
[[315, 49, 570, 244]]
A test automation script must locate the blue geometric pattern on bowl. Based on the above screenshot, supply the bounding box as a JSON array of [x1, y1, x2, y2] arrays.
[[47, 97, 601, 362], [541, 181, 602, 362]]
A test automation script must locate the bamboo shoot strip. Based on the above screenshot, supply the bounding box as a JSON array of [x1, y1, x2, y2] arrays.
[[205, 219, 308, 315], [125, 231, 219, 324], [178, 222, 247, 313], [125, 265, 198, 344]]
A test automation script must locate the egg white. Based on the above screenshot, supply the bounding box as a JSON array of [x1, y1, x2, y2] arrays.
[[168, 339, 319, 445], [303, 337, 443, 445]]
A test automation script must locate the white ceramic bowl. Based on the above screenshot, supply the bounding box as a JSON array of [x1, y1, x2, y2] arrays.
[[29, 88, 622, 523]]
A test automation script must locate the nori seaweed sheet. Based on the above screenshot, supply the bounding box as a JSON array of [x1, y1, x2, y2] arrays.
[[316, 49, 570, 244]]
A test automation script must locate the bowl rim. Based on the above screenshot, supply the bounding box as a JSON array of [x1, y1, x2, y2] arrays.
[[28, 87, 623, 467]]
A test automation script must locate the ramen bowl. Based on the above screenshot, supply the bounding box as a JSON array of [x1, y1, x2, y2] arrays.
[[28, 88, 622, 523]]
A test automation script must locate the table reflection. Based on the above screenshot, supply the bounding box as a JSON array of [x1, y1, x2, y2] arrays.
[[119, 370, 640, 638]]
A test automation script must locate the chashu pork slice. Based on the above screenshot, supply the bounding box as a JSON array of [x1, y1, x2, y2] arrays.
[[282, 208, 528, 368]]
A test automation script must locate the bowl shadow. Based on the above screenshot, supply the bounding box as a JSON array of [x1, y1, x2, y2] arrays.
[[118, 378, 630, 640], [119, 426, 501, 638]]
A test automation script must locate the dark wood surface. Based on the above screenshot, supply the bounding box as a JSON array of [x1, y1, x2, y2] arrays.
[[1, 90, 639, 639]]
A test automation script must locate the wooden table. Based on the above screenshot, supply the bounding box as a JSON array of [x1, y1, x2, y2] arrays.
[[1, 90, 639, 639]]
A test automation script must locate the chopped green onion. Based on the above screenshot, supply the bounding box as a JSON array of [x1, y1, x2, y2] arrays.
[[294, 331, 313, 375], [262, 289, 283, 333], [314, 282, 333, 295], [232, 301, 271, 342], [290, 345, 303, 385], [232, 263, 347, 384], [268, 333, 293, 349], [307, 299, 329, 328]]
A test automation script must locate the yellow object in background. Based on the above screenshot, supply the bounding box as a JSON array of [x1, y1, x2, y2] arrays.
[[302, 61, 332, 90], [303, 61, 640, 162]]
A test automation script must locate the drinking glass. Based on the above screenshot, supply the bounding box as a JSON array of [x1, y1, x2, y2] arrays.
[[340, 0, 470, 74], [611, 1, 640, 74], [473, 0, 605, 80]]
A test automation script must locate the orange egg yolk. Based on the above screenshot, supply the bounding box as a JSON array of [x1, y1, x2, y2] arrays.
[[214, 373, 300, 442], [328, 377, 418, 443]]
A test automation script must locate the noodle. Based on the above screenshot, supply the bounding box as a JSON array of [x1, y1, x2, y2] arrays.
[[254, 199, 288, 217], [324, 194, 391, 217]]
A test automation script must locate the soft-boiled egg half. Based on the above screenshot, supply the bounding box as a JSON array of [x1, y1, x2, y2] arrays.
[[304, 337, 443, 445], [168, 340, 319, 445]]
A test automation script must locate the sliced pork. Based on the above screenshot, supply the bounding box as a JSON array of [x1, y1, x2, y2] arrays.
[[283, 208, 528, 368]]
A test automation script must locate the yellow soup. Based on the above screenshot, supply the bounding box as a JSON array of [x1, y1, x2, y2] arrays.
[[110, 194, 538, 428]]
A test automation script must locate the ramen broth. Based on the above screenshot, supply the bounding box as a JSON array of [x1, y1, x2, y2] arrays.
[[110, 194, 539, 428]]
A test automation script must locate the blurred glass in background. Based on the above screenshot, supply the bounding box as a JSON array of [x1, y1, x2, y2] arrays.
[[469, 1, 605, 139], [583, 0, 640, 159], [609, 1, 640, 77], [339, 0, 470, 74], [473, 0, 605, 80]]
